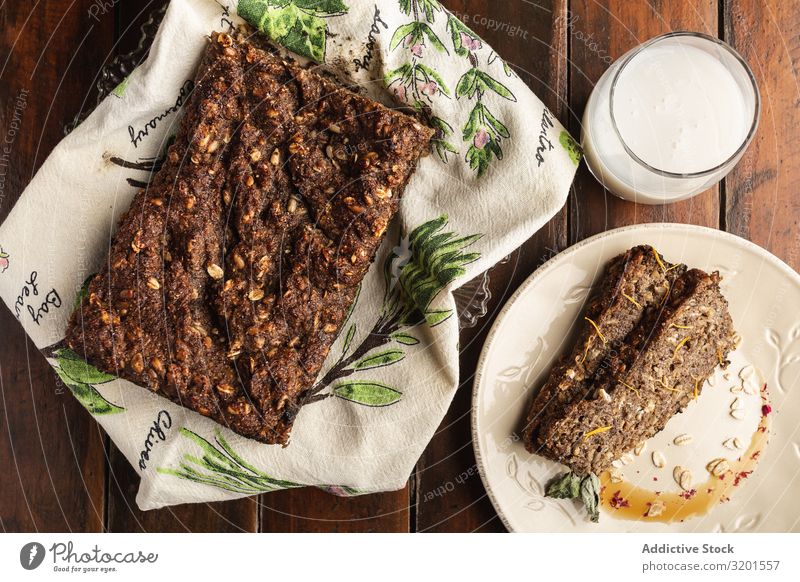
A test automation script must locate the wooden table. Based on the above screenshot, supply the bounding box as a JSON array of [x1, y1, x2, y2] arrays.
[[1, 0, 797, 532]]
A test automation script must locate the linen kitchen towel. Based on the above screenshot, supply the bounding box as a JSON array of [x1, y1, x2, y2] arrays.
[[0, 0, 579, 509]]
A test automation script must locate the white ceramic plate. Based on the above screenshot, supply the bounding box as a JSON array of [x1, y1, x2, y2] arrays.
[[473, 224, 800, 532]]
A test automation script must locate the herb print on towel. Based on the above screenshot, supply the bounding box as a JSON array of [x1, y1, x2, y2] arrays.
[[386, 0, 458, 163], [305, 214, 481, 407], [41, 275, 124, 415], [0, 246, 9, 274], [237, 0, 349, 63], [158, 428, 303, 494], [50, 348, 125, 415], [158, 428, 365, 496], [448, 15, 517, 177]]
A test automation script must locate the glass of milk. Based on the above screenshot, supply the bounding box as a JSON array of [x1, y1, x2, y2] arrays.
[[581, 32, 760, 204]]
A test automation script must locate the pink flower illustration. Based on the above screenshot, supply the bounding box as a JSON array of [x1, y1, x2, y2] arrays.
[[421, 81, 439, 97], [390, 83, 408, 103], [460, 31, 482, 52], [404, 34, 424, 58], [0, 247, 8, 273], [473, 129, 490, 150]]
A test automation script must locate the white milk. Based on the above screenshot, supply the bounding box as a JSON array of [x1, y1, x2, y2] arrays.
[[581, 33, 758, 204]]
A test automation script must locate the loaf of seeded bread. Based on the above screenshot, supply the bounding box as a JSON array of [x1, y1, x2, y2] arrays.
[[524, 249, 736, 475], [64, 27, 434, 445], [522, 246, 685, 447]]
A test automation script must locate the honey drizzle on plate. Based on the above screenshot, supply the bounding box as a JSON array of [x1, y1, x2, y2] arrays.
[[599, 386, 770, 523]]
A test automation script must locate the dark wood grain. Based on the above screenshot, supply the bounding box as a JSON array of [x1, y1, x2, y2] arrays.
[[261, 488, 410, 533], [413, 0, 569, 533], [723, 0, 800, 269], [0, 0, 114, 532], [568, 0, 720, 242]]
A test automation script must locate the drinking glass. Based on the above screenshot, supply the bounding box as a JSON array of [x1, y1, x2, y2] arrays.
[[581, 31, 760, 205]]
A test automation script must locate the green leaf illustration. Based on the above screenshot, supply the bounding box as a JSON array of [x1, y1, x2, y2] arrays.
[[446, 14, 479, 57], [421, 0, 443, 22], [385, 63, 413, 86], [466, 139, 503, 177], [432, 139, 458, 163], [351, 349, 405, 370], [294, 0, 347, 13], [430, 116, 458, 161], [392, 333, 420, 346], [456, 68, 516, 101], [424, 308, 452, 326], [333, 382, 403, 406], [55, 348, 115, 384], [455, 68, 478, 99], [390, 22, 418, 50], [341, 323, 357, 356], [481, 105, 510, 139], [431, 116, 453, 136], [384, 215, 482, 323], [284, 8, 328, 62], [399, 0, 442, 22], [560, 130, 583, 166], [415, 63, 451, 97], [111, 76, 129, 98], [54, 366, 124, 415], [463, 102, 483, 140], [159, 428, 304, 493], [475, 70, 516, 101], [237, 0, 348, 62], [419, 23, 448, 54]]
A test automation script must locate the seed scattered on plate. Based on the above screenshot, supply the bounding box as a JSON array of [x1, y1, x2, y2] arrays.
[[739, 365, 755, 381], [723, 437, 743, 450], [730, 384, 743, 394], [707, 458, 730, 478], [620, 452, 635, 465], [634, 441, 647, 456], [673, 466, 693, 491], [646, 500, 666, 517], [611, 459, 623, 469], [673, 433, 693, 446], [609, 468, 624, 483], [652, 451, 666, 468], [730, 409, 745, 420], [743, 380, 758, 395], [730, 396, 743, 410]]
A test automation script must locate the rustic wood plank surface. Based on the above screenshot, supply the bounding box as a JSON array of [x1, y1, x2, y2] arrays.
[[0, 0, 797, 532], [0, 0, 114, 532], [568, 0, 720, 241]]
